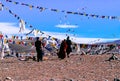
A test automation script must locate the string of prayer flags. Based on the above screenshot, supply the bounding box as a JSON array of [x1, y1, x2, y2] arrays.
[[25, 29, 34, 36], [1, 4, 31, 29], [5, 0, 120, 20], [1, 3, 62, 45], [6, 5, 52, 38]]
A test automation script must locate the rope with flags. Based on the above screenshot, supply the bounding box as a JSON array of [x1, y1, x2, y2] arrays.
[[1, 3, 61, 40], [4, 0, 120, 20], [1, 3, 62, 49], [1, 3, 45, 35]]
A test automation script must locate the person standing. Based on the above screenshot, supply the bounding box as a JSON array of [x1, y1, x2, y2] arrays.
[[66, 36, 72, 58], [35, 37, 43, 62], [57, 39, 67, 59]]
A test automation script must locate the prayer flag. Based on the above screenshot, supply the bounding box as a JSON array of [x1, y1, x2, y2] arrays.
[[19, 19, 25, 33]]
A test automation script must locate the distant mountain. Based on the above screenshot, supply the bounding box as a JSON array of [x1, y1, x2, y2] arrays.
[[113, 40, 120, 44], [96, 40, 120, 44]]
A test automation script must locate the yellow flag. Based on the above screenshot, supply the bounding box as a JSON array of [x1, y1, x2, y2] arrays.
[[29, 5, 33, 10], [4, 39, 7, 44], [16, 41, 20, 44], [13, 2, 16, 4]]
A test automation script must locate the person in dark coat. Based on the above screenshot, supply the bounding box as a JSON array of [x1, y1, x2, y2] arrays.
[[66, 36, 72, 58], [58, 39, 67, 59], [35, 37, 43, 62]]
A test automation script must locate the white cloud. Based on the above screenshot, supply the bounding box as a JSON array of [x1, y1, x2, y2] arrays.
[[0, 22, 30, 35], [55, 24, 78, 28]]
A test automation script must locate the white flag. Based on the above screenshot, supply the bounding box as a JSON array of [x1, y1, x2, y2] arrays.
[[19, 19, 25, 33], [0, 3, 3, 11], [33, 29, 39, 37]]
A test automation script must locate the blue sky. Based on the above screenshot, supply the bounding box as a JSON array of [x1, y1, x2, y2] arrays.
[[0, 0, 120, 43]]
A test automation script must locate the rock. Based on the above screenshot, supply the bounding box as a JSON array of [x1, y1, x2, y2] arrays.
[[114, 78, 120, 81], [5, 77, 13, 81], [5, 77, 12, 80], [49, 78, 54, 81]]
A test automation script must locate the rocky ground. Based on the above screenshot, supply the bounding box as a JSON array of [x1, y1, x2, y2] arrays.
[[0, 54, 120, 81]]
